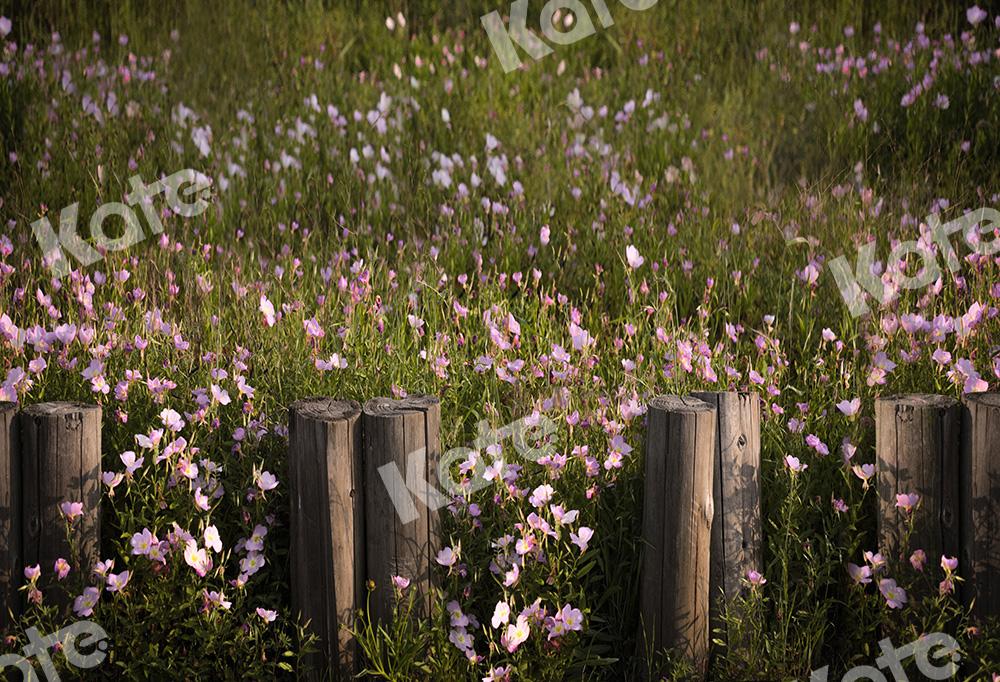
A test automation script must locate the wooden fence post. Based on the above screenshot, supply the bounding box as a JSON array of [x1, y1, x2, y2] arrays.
[[362, 395, 444, 625], [692, 391, 761, 636], [19, 402, 102, 599], [641, 395, 715, 676], [0, 403, 19, 631], [288, 398, 363, 680], [875, 394, 960, 563], [961, 392, 1000, 623]]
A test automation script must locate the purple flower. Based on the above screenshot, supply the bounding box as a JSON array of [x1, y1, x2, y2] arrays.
[[59, 501, 84, 522], [256, 470, 279, 491], [436, 546, 458, 567], [848, 563, 872, 585], [836, 398, 861, 416], [805, 434, 829, 456], [746, 570, 767, 588], [878, 579, 908, 609], [106, 570, 131, 593], [73, 587, 100, 617], [895, 492, 920, 513], [784, 455, 807, 474], [853, 99, 868, 122], [967, 5, 988, 25]]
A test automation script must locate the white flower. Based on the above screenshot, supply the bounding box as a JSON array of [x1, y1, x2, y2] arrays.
[[256, 470, 279, 491], [625, 245, 644, 269], [259, 296, 276, 327], [491, 601, 511, 629], [204, 525, 222, 553], [435, 546, 458, 567]]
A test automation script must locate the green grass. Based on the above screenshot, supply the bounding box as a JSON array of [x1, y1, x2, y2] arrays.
[[0, 0, 999, 679]]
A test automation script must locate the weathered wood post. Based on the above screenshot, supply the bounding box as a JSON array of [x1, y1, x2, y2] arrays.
[[641, 395, 715, 676], [961, 392, 1000, 622], [19, 403, 102, 596], [288, 398, 364, 680], [0, 403, 20, 631], [692, 391, 761, 636], [362, 396, 444, 625], [875, 395, 960, 563]]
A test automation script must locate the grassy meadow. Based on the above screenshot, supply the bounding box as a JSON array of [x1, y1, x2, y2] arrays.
[[1, 0, 999, 678]]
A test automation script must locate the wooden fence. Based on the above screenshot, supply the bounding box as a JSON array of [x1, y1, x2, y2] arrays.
[[0, 402, 102, 631], [288, 395, 443, 681], [0, 392, 997, 680]]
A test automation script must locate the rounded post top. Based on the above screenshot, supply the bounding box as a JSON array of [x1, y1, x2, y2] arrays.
[[963, 392, 1000, 408], [363, 395, 439, 418], [876, 394, 959, 409], [691, 390, 756, 400], [289, 397, 362, 422], [648, 395, 715, 413], [21, 401, 102, 417]]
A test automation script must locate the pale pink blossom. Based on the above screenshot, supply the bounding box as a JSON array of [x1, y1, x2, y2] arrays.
[[256, 470, 279, 491], [59, 501, 84, 522], [106, 570, 131, 593], [895, 492, 920, 513], [502, 615, 530, 653], [73, 587, 100, 617], [54, 558, 71, 580], [436, 546, 458, 567], [204, 525, 222, 553], [570, 526, 594, 553], [878, 579, 907, 609], [836, 398, 861, 416], [848, 563, 872, 585], [625, 245, 644, 269], [184, 540, 213, 577], [259, 295, 277, 327]]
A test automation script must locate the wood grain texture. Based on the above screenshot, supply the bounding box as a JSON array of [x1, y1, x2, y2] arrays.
[[960, 392, 1000, 622], [288, 398, 363, 681], [0, 403, 20, 632], [875, 394, 960, 564], [19, 402, 102, 610], [641, 395, 715, 676], [692, 391, 761, 638], [362, 395, 443, 625]]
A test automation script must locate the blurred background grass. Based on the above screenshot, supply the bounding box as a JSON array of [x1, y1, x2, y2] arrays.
[[3, 0, 992, 191]]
